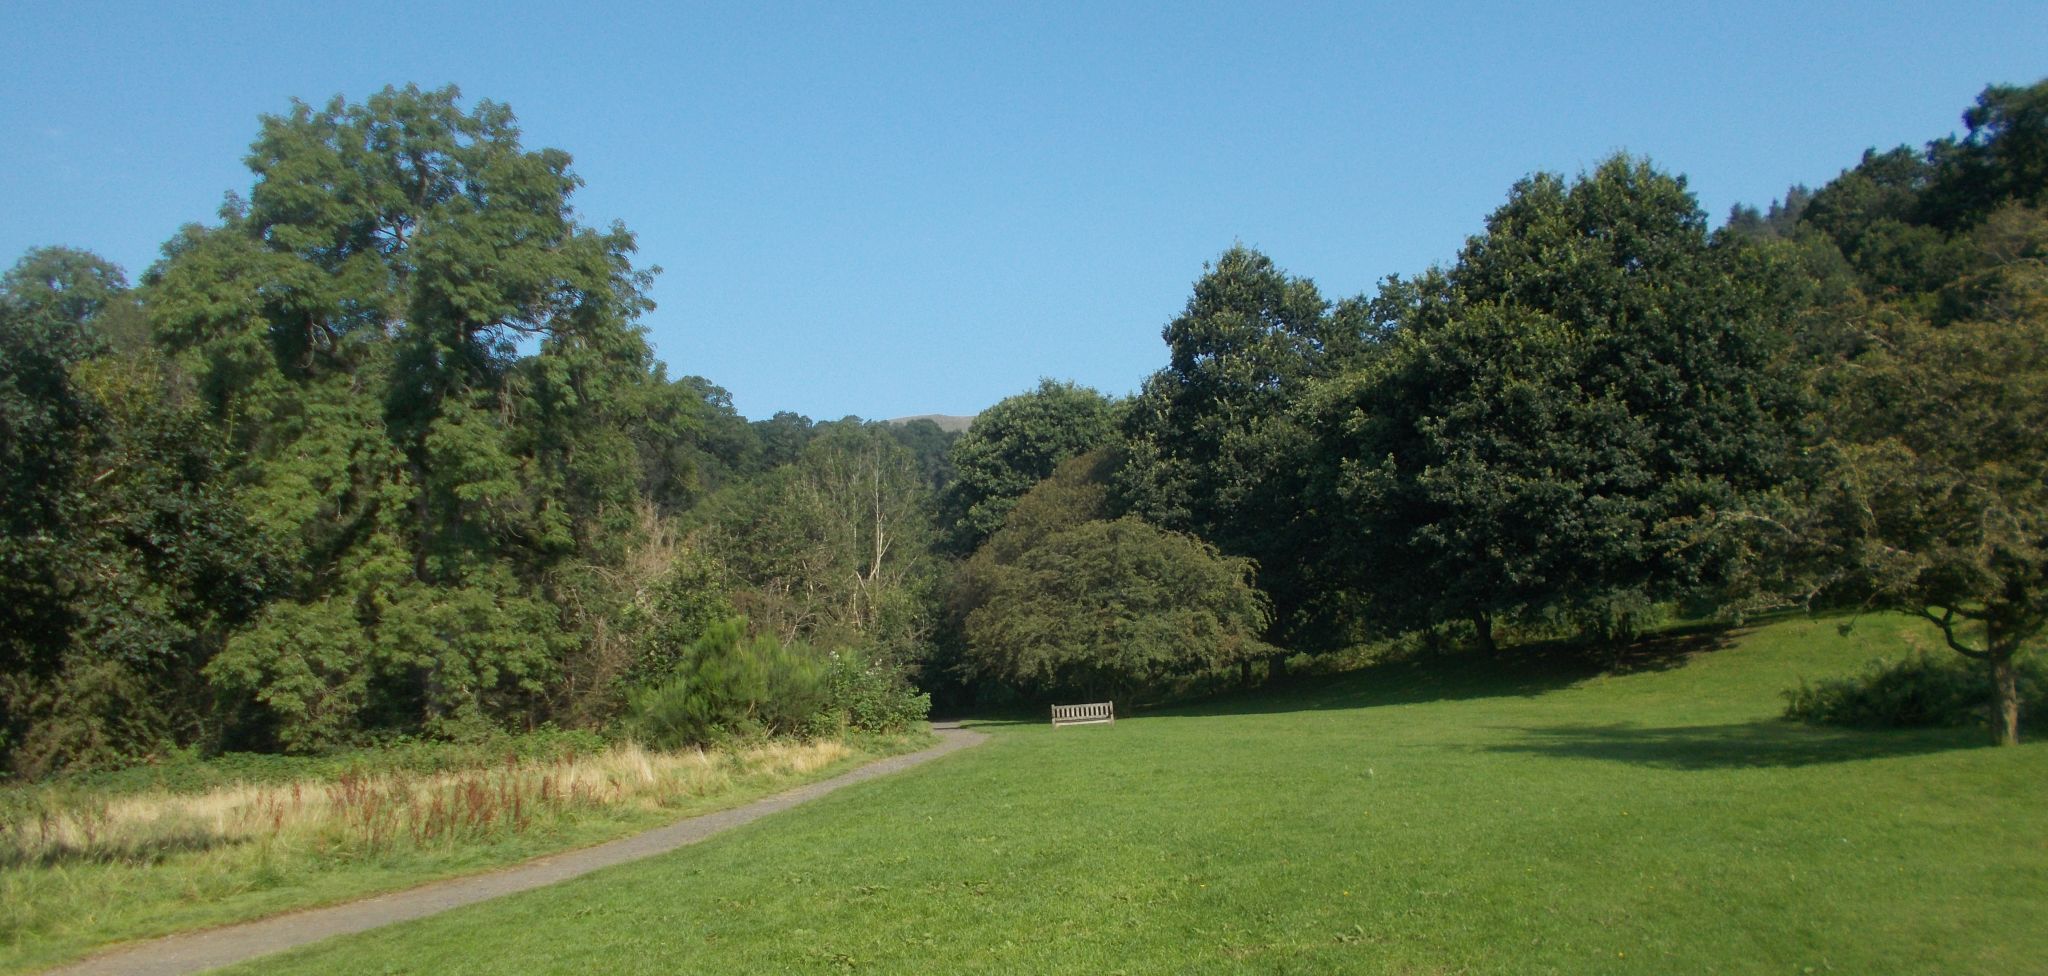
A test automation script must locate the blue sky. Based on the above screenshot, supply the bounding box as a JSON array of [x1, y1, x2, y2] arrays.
[[4, 2, 2043, 420]]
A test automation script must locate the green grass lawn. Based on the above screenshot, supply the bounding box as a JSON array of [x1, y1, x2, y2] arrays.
[[230, 614, 2046, 975]]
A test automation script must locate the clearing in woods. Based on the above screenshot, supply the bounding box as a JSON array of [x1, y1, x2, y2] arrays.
[[126, 616, 2048, 973]]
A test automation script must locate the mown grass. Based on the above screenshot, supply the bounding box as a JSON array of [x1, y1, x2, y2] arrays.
[[230, 613, 2045, 975], [0, 732, 931, 975]]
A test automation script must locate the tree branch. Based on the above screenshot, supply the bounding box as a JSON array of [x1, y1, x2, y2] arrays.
[[1912, 606, 1990, 660]]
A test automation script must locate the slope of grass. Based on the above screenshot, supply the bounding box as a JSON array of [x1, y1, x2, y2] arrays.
[[0, 733, 931, 975], [234, 614, 2045, 975]]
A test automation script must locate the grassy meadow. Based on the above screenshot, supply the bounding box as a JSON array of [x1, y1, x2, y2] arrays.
[[225, 613, 2045, 975], [0, 733, 931, 974]]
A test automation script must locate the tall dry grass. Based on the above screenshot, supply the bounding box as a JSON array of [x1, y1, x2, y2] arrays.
[[1, 739, 850, 868]]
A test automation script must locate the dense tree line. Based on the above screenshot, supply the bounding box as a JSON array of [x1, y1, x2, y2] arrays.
[[936, 81, 2047, 740], [0, 86, 940, 774], [4, 80, 2043, 774]]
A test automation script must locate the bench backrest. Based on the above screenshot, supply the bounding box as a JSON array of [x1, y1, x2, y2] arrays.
[[1051, 702, 1114, 727]]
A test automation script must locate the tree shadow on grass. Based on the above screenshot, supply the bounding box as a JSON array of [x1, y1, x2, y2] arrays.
[[945, 715, 1044, 731], [0, 826, 239, 869], [941, 620, 1781, 726], [1598, 621, 1741, 674], [1479, 720, 1987, 770], [1162, 622, 1744, 720]]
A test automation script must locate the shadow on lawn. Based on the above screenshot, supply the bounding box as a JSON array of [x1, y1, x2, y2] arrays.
[[0, 826, 238, 869], [1481, 720, 1985, 770], [1162, 622, 1743, 720]]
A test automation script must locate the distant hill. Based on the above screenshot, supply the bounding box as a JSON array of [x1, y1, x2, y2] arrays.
[[886, 414, 976, 433]]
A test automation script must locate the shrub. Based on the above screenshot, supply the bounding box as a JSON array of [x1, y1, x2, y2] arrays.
[[963, 517, 1272, 702], [817, 650, 930, 734], [624, 618, 824, 748], [1784, 653, 2047, 731]]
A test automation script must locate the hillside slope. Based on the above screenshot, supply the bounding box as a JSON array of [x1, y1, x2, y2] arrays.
[[885, 414, 976, 433]]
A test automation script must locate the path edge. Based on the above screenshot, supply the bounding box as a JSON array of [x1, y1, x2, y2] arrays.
[[39, 724, 988, 976]]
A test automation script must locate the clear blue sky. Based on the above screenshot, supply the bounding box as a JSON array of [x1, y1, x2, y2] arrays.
[[4, 2, 2043, 420]]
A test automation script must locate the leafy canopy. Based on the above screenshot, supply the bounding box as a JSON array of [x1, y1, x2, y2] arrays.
[[943, 379, 1115, 553], [1309, 155, 1802, 645], [963, 517, 1270, 701]]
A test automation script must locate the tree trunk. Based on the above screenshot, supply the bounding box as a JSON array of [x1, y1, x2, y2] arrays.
[[1472, 613, 1496, 655], [1992, 650, 2021, 746]]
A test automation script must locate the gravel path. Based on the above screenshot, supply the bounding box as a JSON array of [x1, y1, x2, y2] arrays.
[[42, 725, 988, 976]]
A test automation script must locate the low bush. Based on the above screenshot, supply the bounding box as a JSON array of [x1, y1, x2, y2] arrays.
[[624, 618, 932, 746], [1784, 652, 2046, 731], [624, 619, 825, 748], [817, 650, 930, 734]]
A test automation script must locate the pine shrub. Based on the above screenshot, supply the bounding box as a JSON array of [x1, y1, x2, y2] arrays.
[[624, 619, 825, 748]]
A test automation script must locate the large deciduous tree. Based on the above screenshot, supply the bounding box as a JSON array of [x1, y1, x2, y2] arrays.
[[152, 85, 660, 746], [1120, 246, 1365, 647], [1778, 82, 2048, 745], [1310, 156, 1802, 649], [963, 516, 1270, 702], [942, 379, 1114, 553], [1813, 204, 2048, 745]]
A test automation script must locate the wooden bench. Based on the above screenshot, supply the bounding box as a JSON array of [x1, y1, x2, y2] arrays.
[[1051, 702, 1114, 728]]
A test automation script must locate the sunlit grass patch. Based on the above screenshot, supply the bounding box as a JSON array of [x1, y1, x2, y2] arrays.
[[230, 615, 2046, 976]]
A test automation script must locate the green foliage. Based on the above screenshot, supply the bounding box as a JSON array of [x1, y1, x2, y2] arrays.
[[10, 87, 944, 766], [942, 379, 1115, 552], [628, 548, 738, 686], [630, 372, 760, 511], [749, 411, 816, 469], [1309, 156, 1803, 648], [1795, 79, 2048, 305], [970, 448, 1117, 566], [942, 449, 1116, 632], [1800, 146, 1965, 300], [1, 249, 121, 689], [1746, 83, 2048, 745], [16, 727, 611, 800], [816, 650, 930, 734], [625, 619, 825, 747], [1119, 246, 1355, 645], [691, 425, 941, 663], [881, 417, 962, 493], [1723, 184, 1812, 241], [135, 85, 677, 751], [931, 449, 1119, 705], [0, 249, 275, 776], [963, 517, 1271, 701], [1920, 81, 2048, 229], [1785, 652, 2046, 732], [536, 505, 739, 730], [12, 76, 2048, 783], [1119, 244, 1337, 533], [1800, 202, 2048, 743]]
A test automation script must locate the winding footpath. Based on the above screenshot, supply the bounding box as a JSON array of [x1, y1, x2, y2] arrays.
[[44, 724, 988, 976]]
